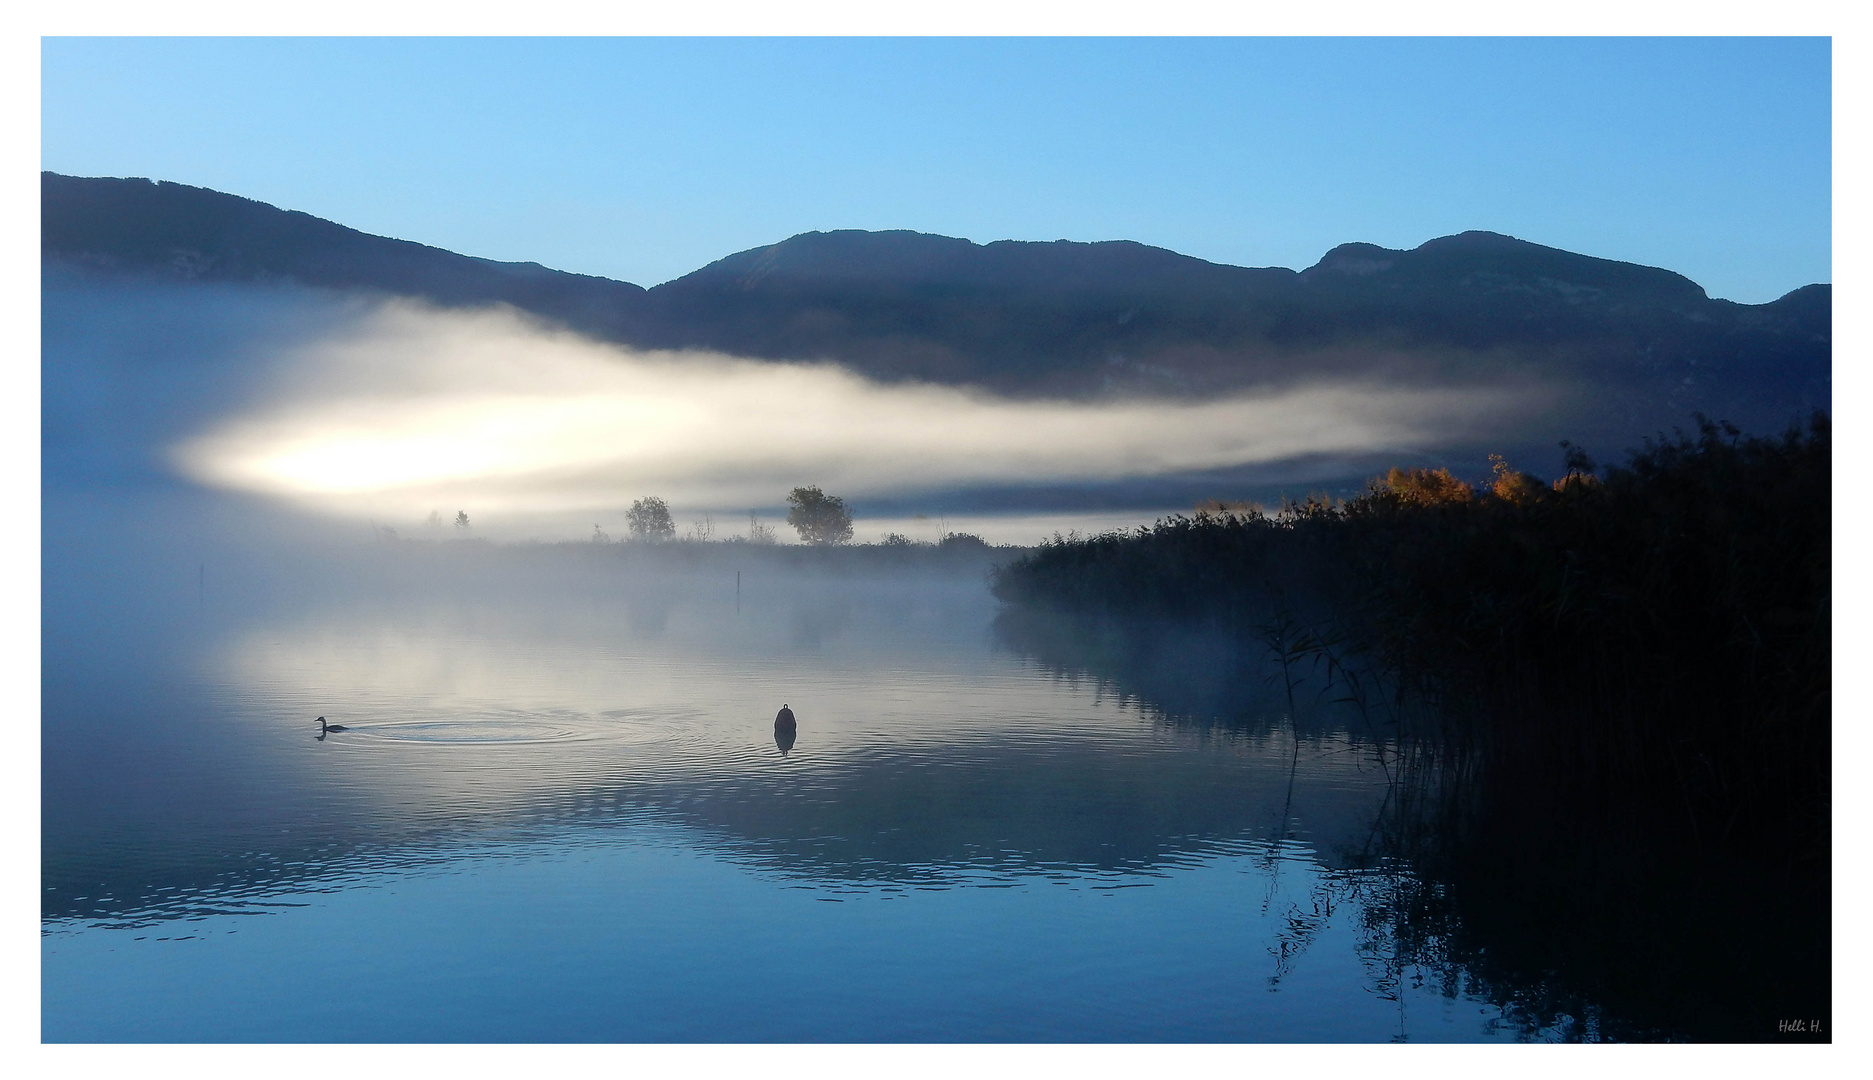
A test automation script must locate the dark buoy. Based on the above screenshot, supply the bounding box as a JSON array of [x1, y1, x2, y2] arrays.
[[773, 704, 797, 757]]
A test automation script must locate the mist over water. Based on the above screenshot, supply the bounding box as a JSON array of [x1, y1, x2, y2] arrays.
[[44, 273, 1613, 1042], [45, 491, 1494, 1041]]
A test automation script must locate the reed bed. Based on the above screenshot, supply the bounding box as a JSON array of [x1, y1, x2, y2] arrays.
[[995, 412, 1829, 853], [993, 413, 1831, 1038]]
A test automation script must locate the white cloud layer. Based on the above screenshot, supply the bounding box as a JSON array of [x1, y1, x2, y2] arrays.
[[174, 301, 1543, 523]]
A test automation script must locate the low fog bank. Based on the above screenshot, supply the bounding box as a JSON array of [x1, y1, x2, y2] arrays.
[[43, 485, 1028, 654], [45, 272, 1562, 540], [370, 506, 1184, 547], [40, 272, 1681, 646]]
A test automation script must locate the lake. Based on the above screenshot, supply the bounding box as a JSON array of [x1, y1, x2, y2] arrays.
[[39, 491, 1596, 1043]]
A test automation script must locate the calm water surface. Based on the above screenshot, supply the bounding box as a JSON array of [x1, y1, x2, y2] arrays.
[[43, 521, 1567, 1042]]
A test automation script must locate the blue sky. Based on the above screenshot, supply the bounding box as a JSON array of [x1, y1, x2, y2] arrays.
[[42, 36, 1830, 303]]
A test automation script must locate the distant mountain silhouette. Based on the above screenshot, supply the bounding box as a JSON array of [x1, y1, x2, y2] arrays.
[[44, 171, 1829, 450], [644, 228, 1829, 424], [42, 172, 650, 342]]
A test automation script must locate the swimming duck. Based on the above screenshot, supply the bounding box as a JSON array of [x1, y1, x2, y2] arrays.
[[316, 716, 349, 733]]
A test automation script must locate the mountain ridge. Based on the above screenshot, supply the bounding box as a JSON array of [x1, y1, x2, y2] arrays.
[[43, 171, 1829, 451], [42, 173, 652, 343]]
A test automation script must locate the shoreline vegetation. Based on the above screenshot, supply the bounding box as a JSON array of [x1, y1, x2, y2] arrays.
[[375, 487, 1026, 567], [373, 469, 1031, 565], [347, 521, 1030, 597], [992, 412, 1831, 1041], [367, 526, 1022, 570]]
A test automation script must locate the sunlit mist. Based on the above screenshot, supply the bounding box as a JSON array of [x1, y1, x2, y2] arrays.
[[173, 300, 1544, 523]]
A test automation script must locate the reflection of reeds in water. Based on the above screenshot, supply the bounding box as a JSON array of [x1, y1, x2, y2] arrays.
[[993, 412, 1831, 1041]]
